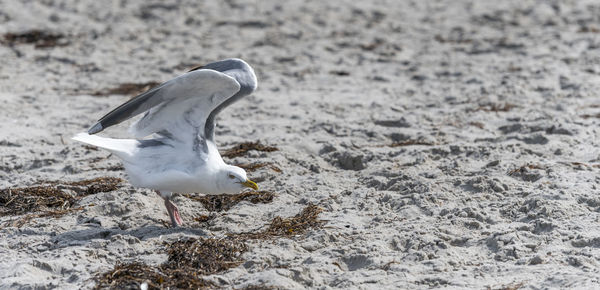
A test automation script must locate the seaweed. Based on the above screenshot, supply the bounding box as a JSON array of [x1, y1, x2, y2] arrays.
[[388, 139, 434, 147], [472, 103, 516, 112], [94, 262, 166, 289], [91, 81, 160, 96], [165, 237, 248, 274], [235, 162, 281, 173], [490, 281, 526, 290], [434, 34, 473, 44], [95, 237, 247, 289], [89, 164, 125, 172], [469, 122, 485, 129], [2, 30, 68, 48], [508, 164, 543, 176], [581, 113, 600, 119], [83, 145, 99, 151], [243, 285, 279, 290], [183, 191, 276, 212], [0, 185, 75, 216], [0, 177, 123, 227], [578, 26, 600, 33], [244, 203, 324, 238], [559, 162, 600, 170], [508, 164, 545, 182], [221, 142, 278, 158], [95, 204, 324, 288], [66, 177, 124, 195], [194, 214, 214, 223], [329, 70, 350, 76], [214, 20, 271, 28], [93, 262, 214, 290]]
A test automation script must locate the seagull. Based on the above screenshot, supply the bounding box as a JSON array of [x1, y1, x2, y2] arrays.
[[73, 58, 259, 227]]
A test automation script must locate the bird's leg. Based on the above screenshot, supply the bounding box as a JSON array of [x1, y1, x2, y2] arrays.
[[165, 199, 183, 227], [155, 191, 183, 227]]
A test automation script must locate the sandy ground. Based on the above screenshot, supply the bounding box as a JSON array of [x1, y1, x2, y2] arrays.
[[1, 0, 600, 288]]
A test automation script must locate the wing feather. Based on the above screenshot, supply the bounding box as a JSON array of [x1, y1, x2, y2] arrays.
[[88, 69, 241, 142]]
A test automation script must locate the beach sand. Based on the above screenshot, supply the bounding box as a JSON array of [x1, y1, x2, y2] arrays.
[[1, 0, 600, 288]]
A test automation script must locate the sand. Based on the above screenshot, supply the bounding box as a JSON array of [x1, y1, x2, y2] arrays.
[[1, 0, 600, 288]]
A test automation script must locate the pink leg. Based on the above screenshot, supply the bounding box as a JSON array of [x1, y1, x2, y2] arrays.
[[165, 199, 183, 227], [156, 191, 183, 227]]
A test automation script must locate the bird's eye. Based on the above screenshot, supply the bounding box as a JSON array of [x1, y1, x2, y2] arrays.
[[228, 174, 235, 179]]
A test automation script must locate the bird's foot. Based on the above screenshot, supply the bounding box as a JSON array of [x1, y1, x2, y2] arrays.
[[164, 199, 184, 227]]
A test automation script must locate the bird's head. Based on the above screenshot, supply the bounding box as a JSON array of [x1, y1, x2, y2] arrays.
[[216, 164, 258, 193]]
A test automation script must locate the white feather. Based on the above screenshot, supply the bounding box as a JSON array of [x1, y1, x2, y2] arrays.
[[72, 133, 138, 160]]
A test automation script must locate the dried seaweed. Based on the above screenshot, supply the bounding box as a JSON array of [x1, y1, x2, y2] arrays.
[[221, 142, 278, 158], [95, 237, 246, 289], [243, 204, 324, 239], [93, 262, 214, 290], [194, 214, 214, 223], [215, 20, 271, 28], [243, 285, 279, 290], [558, 162, 600, 170], [508, 164, 545, 182], [95, 205, 324, 288], [165, 237, 248, 274], [388, 139, 434, 147], [329, 70, 350, 76], [2, 30, 68, 48], [94, 262, 165, 289], [574, 162, 600, 168], [91, 81, 160, 96], [508, 164, 543, 176], [0, 177, 123, 226], [469, 122, 485, 129], [581, 113, 600, 119], [235, 162, 281, 173], [65, 177, 124, 195], [434, 34, 473, 44], [491, 281, 526, 290], [578, 26, 600, 33], [89, 164, 125, 172], [183, 191, 275, 212], [0, 186, 75, 216], [83, 145, 99, 151], [472, 103, 516, 112], [359, 38, 385, 51], [259, 203, 323, 237]]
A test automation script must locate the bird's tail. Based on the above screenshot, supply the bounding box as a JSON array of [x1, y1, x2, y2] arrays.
[[72, 133, 138, 160]]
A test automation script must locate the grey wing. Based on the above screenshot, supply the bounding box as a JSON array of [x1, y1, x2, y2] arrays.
[[196, 58, 258, 141], [88, 83, 168, 134], [88, 69, 241, 143]]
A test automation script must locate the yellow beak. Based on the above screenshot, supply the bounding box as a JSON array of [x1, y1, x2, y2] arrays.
[[242, 179, 259, 190]]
